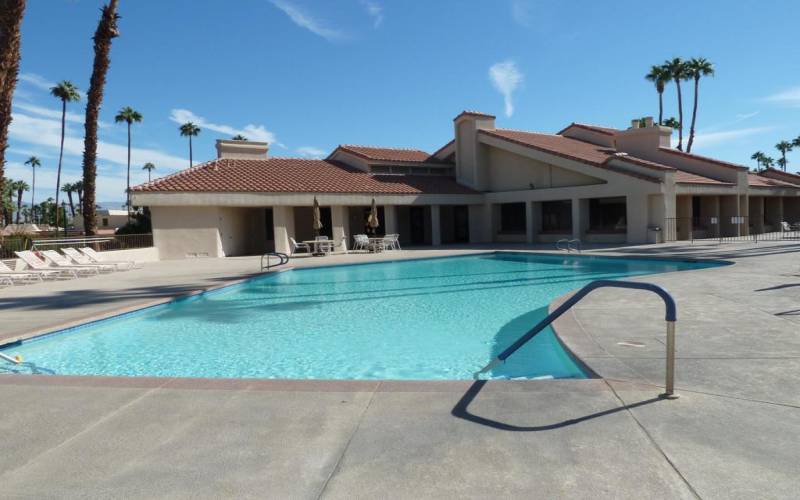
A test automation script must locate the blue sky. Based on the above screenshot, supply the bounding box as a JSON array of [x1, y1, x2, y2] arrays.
[[6, 0, 800, 204]]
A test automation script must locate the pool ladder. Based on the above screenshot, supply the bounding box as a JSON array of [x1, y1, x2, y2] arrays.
[[475, 280, 679, 399], [556, 238, 582, 253], [261, 252, 290, 271]]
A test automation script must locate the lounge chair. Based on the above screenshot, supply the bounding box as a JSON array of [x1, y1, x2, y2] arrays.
[[353, 234, 369, 252], [63, 248, 131, 271], [14, 251, 89, 279], [42, 250, 117, 273], [77, 247, 137, 270], [0, 260, 49, 284], [385, 233, 401, 250], [289, 237, 311, 256], [41, 250, 114, 274]]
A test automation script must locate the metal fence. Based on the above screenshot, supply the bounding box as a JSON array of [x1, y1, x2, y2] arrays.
[[0, 233, 153, 259], [664, 217, 800, 243]]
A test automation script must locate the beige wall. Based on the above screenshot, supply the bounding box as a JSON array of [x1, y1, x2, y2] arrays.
[[485, 147, 603, 192], [151, 206, 223, 260]]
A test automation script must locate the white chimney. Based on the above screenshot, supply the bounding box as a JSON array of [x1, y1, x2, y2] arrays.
[[630, 119, 640, 129], [216, 139, 269, 160], [643, 116, 654, 128]]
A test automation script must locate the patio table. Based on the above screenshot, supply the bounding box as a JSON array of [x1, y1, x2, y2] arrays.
[[302, 240, 334, 255]]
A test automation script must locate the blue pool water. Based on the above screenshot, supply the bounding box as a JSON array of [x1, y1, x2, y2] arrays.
[[1, 253, 723, 380]]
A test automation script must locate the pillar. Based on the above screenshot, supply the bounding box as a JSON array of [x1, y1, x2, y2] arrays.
[[525, 201, 535, 244], [571, 198, 583, 240], [384, 205, 398, 234], [331, 205, 349, 249], [431, 205, 442, 246], [272, 206, 295, 254], [468, 204, 491, 243]]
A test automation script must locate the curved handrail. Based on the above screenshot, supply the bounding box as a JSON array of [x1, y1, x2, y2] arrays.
[[475, 279, 679, 398], [260, 252, 290, 271], [556, 238, 581, 253], [556, 239, 569, 252]]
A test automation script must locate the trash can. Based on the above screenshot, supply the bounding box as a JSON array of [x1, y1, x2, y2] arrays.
[[647, 225, 662, 244]]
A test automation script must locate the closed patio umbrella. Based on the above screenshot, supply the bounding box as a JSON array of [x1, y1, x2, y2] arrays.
[[312, 196, 323, 237], [367, 198, 380, 234]]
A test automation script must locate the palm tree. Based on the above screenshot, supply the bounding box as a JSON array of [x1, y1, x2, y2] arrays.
[[751, 151, 766, 171], [232, 134, 247, 141], [11, 179, 28, 223], [81, 0, 120, 236], [0, 0, 26, 201], [142, 162, 155, 182], [61, 182, 76, 218], [663, 58, 689, 150], [775, 141, 793, 171], [793, 136, 800, 149], [663, 117, 680, 129], [685, 58, 715, 153], [50, 80, 80, 232], [1, 177, 13, 226], [762, 156, 775, 169], [24, 156, 40, 222], [73, 180, 83, 210], [645, 65, 670, 125], [179, 122, 201, 167], [114, 106, 143, 220]]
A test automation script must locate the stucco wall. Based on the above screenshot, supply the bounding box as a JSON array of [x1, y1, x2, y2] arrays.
[[485, 147, 603, 192], [151, 206, 222, 259]]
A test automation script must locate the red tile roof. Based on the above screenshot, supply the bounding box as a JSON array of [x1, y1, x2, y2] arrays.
[[747, 173, 800, 188], [758, 168, 800, 186], [453, 110, 496, 121], [133, 158, 477, 195], [658, 148, 747, 171], [330, 145, 448, 164], [675, 171, 734, 185], [557, 123, 620, 136]]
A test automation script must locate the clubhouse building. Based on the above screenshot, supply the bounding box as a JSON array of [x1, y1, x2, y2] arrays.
[[131, 111, 800, 259]]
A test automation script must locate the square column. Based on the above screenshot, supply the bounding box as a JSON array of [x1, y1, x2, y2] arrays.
[[384, 205, 398, 234], [331, 206, 349, 249], [272, 206, 295, 254], [468, 204, 491, 243], [571, 198, 585, 240], [525, 202, 535, 244], [431, 205, 442, 246]]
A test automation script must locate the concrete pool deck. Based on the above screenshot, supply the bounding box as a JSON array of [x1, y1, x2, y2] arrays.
[[0, 241, 798, 498]]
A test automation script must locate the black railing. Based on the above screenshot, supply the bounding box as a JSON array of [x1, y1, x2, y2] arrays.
[[0, 233, 154, 259], [664, 217, 800, 243]]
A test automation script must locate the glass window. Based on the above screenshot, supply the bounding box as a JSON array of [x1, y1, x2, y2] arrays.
[[588, 197, 627, 232], [499, 203, 526, 233], [541, 200, 572, 232]]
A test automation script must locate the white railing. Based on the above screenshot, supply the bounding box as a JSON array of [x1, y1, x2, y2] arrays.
[[556, 238, 582, 253]]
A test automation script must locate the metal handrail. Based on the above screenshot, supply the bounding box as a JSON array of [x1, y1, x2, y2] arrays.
[[31, 236, 114, 250], [475, 280, 679, 399], [556, 238, 581, 253], [260, 252, 290, 271]]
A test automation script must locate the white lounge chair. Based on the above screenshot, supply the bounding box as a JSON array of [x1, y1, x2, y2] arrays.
[[77, 247, 137, 270], [290, 237, 311, 255], [353, 234, 369, 252], [41, 250, 113, 274], [0, 260, 48, 284], [385, 233, 401, 250], [15, 251, 89, 279], [63, 248, 131, 271]]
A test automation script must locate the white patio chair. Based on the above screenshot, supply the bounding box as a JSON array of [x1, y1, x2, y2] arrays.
[[14, 251, 87, 279], [386, 233, 401, 250], [63, 248, 131, 271], [353, 234, 369, 252], [77, 247, 137, 270], [40, 250, 110, 274], [290, 237, 311, 255]]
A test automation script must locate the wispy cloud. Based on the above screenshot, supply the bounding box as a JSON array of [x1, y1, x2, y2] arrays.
[[690, 126, 774, 149], [763, 86, 800, 107], [735, 111, 760, 121], [360, 0, 383, 28], [510, 0, 532, 27], [269, 0, 346, 41], [18, 73, 86, 99], [13, 102, 110, 128], [489, 60, 523, 117], [296, 146, 326, 158], [169, 109, 280, 145]]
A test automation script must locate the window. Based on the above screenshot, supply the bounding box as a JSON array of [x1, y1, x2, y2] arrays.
[[499, 203, 526, 233], [102, 218, 109, 227], [541, 200, 572, 232], [588, 197, 627, 232]]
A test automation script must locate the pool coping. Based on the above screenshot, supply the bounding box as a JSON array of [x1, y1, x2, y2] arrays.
[[0, 250, 731, 389]]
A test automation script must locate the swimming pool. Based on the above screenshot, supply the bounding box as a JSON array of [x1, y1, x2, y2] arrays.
[[1, 253, 723, 380]]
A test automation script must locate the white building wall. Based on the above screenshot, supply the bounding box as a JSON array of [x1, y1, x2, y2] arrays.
[[151, 206, 222, 260]]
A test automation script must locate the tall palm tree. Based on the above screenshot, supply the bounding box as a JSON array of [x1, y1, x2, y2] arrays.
[[1, 176, 13, 226], [662, 117, 680, 129], [142, 162, 155, 182], [81, 0, 120, 236], [114, 106, 143, 220], [0, 0, 27, 199], [775, 141, 792, 172], [179, 122, 201, 167], [11, 179, 28, 223], [663, 58, 689, 150], [50, 80, 80, 232], [61, 182, 76, 217], [751, 151, 766, 171], [762, 156, 775, 169], [24, 155, 40, 222], [645, 64, 670, 125], [793, 136, 800, 149], [685, 58, 715, 153]]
